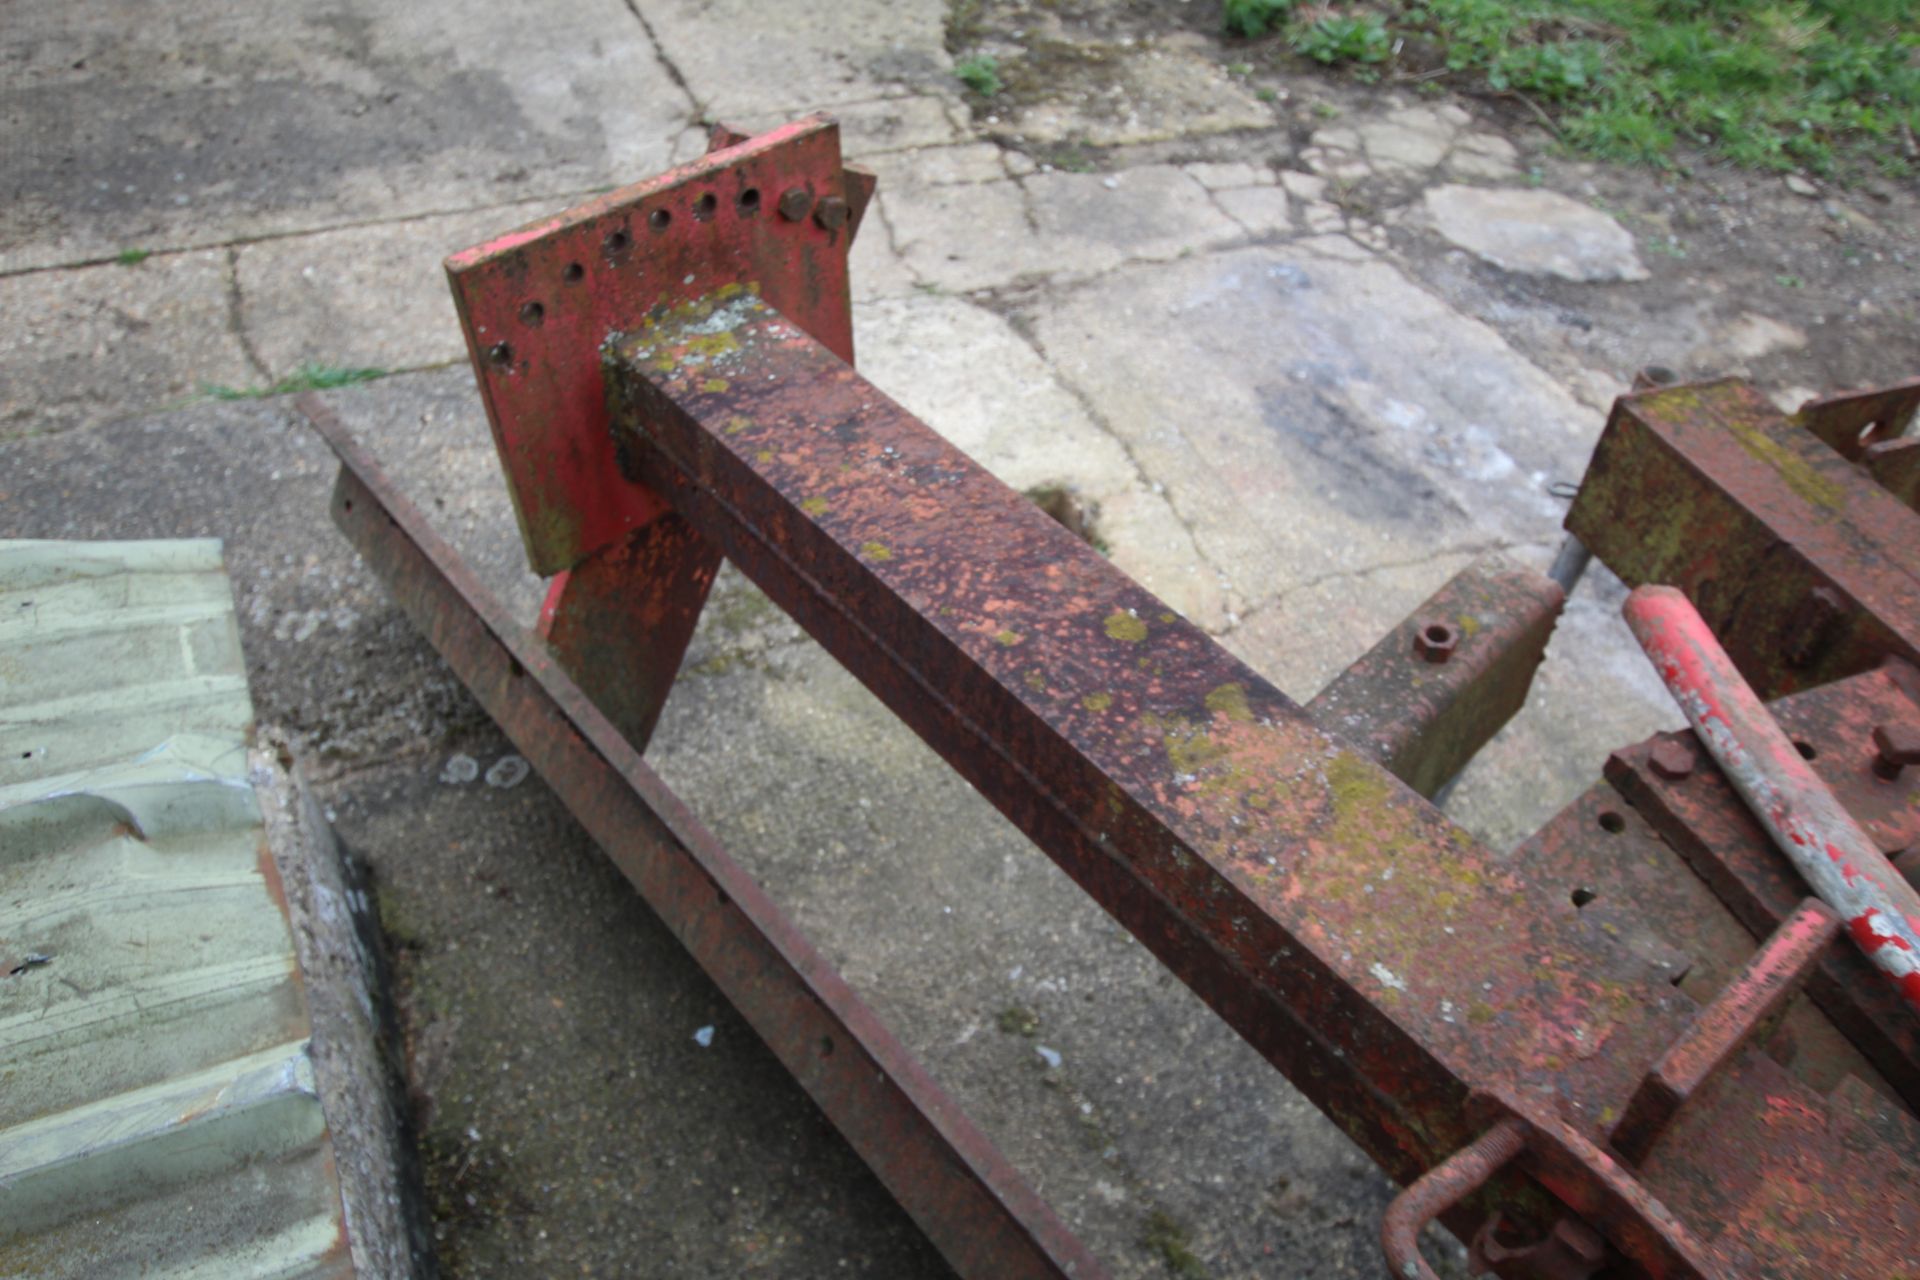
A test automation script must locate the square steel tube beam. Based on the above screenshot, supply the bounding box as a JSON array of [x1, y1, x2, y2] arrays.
[[1568, 379, 1920, 701], [603, 294, 1738, 1274], [306, 399, 1103, 1280]]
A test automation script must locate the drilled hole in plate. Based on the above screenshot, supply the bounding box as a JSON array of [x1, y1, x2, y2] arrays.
[[648, 208, 671, 232], [487, 341, 513, 370], [603, 228, 631, 256], [519, 301, 545, 327], [1571, 887, 1597, 908], [737, 187, 761, 214], [563, 261, 585, 283], [693, 192, 717, 221], [1597, 810, 1626, 834], [1794, 740, 1818, 760]]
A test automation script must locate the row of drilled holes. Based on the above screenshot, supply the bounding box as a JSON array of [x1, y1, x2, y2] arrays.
[[488, 186, 764, 370]]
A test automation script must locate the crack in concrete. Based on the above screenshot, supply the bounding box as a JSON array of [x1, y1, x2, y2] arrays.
[[225, 246, 273, 384], [1241, 537, 1557, 625], [0, 185, 635, 281], [620, 0, 705, 122]]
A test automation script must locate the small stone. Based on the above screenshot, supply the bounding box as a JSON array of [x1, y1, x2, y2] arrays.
[[1279, 171, 1327, 203], [1424, 185, 1649, 283], [1035, 1045, 1062, 1069], [485, 754, 530, 789], [1784, 174, 1818, 197], [440, 753, 479, 784], [693, 1025, 715, 1048]]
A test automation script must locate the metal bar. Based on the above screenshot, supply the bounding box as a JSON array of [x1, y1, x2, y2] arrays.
[[1609, 897, 1841, 1166], [1380, 1117, 1528, 1280], [1307, 555, 1563, 798], [300, 395, 1107, 1280], [1625, 585, 1920, 1012], [600, 292, 1750, 1275]]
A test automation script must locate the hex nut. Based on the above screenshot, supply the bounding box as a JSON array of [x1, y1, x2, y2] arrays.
[[1872, 722, 1920, 780], [813, 195, 849, 231], [1413, 620, 1457, 664], [1648, 738, 1697, 782]]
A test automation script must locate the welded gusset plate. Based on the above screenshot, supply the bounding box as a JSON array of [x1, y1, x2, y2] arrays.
[[1306, 555, 1562, 798], [446, 116, 862, 577], [1606, 662, 1920, 1110], [1793, 377, 1920, 461], [1567, 378, 1920, 700]]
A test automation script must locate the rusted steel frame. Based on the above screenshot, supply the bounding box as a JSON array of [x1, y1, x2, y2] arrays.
[[302, 398, 1106, 1280], [1624, 585, 1920, 1011], [602, 296, 1741, 1277], [1793, 377, 1920, 461], [1381, 1117, 1529, 1280], [1307, 555, 1563, 798], [1567, 379, 1920, 700], [1609, 897, 1841, 1166]]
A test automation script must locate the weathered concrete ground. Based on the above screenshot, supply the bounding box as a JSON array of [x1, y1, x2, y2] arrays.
[[4, 0, 1916, 1275]]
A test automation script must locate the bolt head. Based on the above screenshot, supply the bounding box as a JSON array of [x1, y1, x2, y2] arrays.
[[813, 195, 849, 231], [1649, 738, 1697, 781], [777, 187, 814, 221], [1412, 620, 1457, 664]]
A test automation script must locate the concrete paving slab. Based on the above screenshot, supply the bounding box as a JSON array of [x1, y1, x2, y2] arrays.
[[1, 0, 695, 272], [0, 251, 255, 438], [887, 177, 1041, 293], [643, 0, 951, 119], [730, 96, 967, 160], [234, 198, 558, 380], [1025, 166, 1245, 276], [1005, 40, 1275, 147], [854, 291, 1227, 627], [1028, 246, 1589, 612]]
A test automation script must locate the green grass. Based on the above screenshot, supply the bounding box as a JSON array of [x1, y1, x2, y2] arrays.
[[955, 53, 1003, 97], [1225, 0, 1920, 176], [115, 248, 152, 266], [204, 362, 389, 401]]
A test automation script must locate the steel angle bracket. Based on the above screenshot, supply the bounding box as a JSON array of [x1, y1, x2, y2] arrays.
[[446, 115, 873, 577]]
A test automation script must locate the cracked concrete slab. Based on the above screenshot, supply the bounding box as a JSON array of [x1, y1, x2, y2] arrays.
[[2, 0, 699, 273], [1029, 245, 1593, 617], [234, 198, 560, 380], [641, 0, 951, 119], [855, 291, 1227, 628], [0, 251, 256, 438]]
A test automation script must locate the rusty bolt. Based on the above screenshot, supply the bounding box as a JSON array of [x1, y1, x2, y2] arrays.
[[1413, 620, 1457, 664], [813, 195, 849, 231], [1872, 723, 1920, 781], [777, 187, 814, 222], [1648, 738, 1697, 782]]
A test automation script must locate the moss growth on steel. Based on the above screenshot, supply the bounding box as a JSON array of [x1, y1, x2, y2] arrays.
[[800, 497, 830, 516], [1081, 691, 1113, 712], [1203, 682, 1252, 723], [1722, 410, 1844, 511], [993, 627, 1022, 646], [1103, 610, 1148, 642], [861, 541, 894, 562]]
